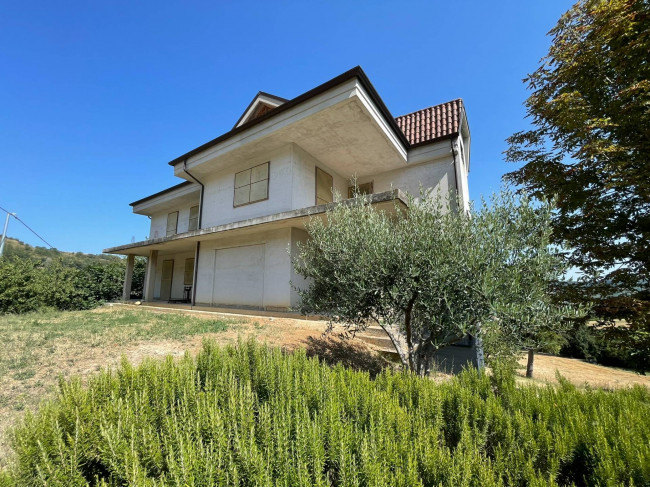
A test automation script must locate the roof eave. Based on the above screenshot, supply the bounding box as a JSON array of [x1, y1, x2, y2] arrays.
[[167, 66, 409, 167]]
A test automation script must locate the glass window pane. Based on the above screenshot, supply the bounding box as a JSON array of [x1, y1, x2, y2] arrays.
[[250, 180, 268, 202], [234, 185, 250, 206], [234, 169, 251, 188], [251, 162, 269, 183]]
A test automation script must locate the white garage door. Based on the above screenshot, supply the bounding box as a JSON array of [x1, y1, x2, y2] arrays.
[[212, 244, 265, 308]]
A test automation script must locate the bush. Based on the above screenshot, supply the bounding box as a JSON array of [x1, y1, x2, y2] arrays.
[[561, 320, 650, 374], [2, 340, 649, 486], [0, 256, 145, 314]]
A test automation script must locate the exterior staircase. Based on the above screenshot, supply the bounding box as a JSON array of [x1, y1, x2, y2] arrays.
[[355, 325, 402, 362]]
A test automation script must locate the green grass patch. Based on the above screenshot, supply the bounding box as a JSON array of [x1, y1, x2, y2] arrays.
[[2, 339, 648, 486], [0, 308, 232, 379]]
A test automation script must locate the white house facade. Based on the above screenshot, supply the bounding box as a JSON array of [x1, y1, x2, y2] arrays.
[[104, 67, 471, 314]]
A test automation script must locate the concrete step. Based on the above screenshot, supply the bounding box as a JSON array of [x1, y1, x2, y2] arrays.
[[357, 326, 390, 338], [357, 335, 395, 349]]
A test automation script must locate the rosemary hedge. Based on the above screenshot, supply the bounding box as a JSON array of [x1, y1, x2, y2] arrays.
[[2, 340, 649, 486]]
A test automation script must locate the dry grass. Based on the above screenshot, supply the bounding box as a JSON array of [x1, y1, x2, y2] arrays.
[[517, 353, 650, 389], [0, 305, 377, 467]]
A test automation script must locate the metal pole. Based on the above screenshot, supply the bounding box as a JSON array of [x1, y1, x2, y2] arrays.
[[0, 211, 14, 257]]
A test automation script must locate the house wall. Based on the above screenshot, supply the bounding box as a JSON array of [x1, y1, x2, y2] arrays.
[[149, 204, 198, 240], [356, 156, 456, 202], [290, 144, 349, 206], [193, 227, 294, 310], [289, 227, 310, 307]]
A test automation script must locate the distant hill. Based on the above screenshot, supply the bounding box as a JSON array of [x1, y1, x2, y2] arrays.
[[2, 237, 120, 268]]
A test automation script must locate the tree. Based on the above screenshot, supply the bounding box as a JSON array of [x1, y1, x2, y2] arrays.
[[293, 189, 576, 375], [504, 0, 650, 341]]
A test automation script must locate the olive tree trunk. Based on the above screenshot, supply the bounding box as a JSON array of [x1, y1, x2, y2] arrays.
[[526, 349, 535, 378]]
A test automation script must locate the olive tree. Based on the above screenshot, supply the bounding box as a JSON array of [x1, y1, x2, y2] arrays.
[[293, 189, 577, 375]]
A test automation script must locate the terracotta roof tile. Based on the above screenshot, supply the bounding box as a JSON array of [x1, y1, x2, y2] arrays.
[[395, 99, 463, 146]]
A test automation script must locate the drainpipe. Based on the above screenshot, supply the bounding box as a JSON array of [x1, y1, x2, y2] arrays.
[[450, 138, 460, 198], [182, 159, 204, 307]]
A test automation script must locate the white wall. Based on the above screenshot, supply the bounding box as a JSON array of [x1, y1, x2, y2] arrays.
[[200, 146, 294, 229], [291, 144, 349, 206], [289, 227, 310, 307], [355, 156, 456, 202], [194, 228, 293, 309], [149, 204, 197, 240]]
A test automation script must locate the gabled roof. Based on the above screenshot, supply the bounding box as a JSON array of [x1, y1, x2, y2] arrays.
[[395, 99, 465, 147], [167, 66, 410, 166], [233, 91, 289, 128], [129, 181, 196, 207]]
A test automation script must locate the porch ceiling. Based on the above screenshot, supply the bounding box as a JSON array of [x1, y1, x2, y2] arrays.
[[104, 190, 408, 257]]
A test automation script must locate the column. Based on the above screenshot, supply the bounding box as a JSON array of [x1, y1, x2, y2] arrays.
[[122, 254, 135, 301], [144, 250, 158, 302]]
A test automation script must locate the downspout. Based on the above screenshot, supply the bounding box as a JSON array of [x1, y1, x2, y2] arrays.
[[182, 159, 204, 307], [450, 138, 460, 203]]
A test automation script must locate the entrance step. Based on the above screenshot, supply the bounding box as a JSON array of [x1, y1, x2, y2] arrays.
[[356, 325, 403, 363]]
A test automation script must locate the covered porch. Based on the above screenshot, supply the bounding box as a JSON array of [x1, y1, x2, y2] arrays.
[[106, 190, 409, 310]]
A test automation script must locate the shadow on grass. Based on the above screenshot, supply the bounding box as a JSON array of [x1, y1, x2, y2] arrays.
[[303, 336, 392, 378]]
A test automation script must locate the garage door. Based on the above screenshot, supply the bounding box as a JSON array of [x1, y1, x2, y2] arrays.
[[212, 244, 265, 308]]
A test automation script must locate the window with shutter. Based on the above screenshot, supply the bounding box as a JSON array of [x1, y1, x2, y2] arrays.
[[348, 181, 374, 198], [316, 168, 333, 205], [166, 211, 178, 237], [188, 206, 199, 231], [234, 162, 270, 207]]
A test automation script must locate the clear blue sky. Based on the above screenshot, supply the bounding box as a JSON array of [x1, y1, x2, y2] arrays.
[[0, 1, 572, 254]]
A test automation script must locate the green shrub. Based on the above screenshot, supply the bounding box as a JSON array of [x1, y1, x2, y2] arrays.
[[2, 340, 649, 486], [0, 256, 144, 314]]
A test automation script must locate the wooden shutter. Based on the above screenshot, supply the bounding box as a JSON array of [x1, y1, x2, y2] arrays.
[[166, 212, 178, 237], [348, 181, 374, 198], [188, 206, 199, 231], [316, 168, 333, 205], [184, 258, 195, 285]]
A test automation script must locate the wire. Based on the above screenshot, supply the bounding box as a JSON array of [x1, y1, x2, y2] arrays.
[[0, 205, 54, 249]]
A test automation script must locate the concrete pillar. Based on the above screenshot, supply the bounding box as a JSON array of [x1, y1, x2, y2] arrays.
[[144, 250, 158, 302], [122, 254, 135, 301]]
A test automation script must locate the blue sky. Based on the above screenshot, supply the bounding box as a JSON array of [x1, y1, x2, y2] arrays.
[[0, 1, 572, 254]]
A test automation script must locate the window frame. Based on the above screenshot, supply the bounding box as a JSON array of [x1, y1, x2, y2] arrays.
[[233, 161, 270, 208], [166, 211, 179, 237], [183, 258, 195, 286], [188, 205, 199, 232], [348, 181, 374, 199], [315, 167, 334, 206]]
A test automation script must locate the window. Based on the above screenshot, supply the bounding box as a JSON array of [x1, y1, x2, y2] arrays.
[[315, 167, 333, 205], [348, 181, 374, 198], [166, 211, 178, 237], [184, 258, 195, 285], [188, 205, 199, 231], [234, 162, 269, 207]]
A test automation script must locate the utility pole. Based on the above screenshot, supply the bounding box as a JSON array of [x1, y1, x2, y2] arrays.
[[0, 211, 16, 257]]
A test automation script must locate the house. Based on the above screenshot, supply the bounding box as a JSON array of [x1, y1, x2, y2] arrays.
[[104, 66, 471, 315]]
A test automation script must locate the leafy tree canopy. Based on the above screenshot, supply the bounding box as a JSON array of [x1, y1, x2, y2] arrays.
[[504, 0, 650, 327], [293, 190, 577, 375]]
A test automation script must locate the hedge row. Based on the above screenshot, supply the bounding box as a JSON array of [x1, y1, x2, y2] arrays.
[[0, 257, 144, 314], [2, 340, 649, 486]]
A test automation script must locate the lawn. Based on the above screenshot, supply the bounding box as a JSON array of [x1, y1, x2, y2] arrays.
[[0, 306, 238, 467]]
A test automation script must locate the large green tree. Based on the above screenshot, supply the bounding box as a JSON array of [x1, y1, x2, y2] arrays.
[[293, 190, 575, 375], [504, 0, 650, 340]]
